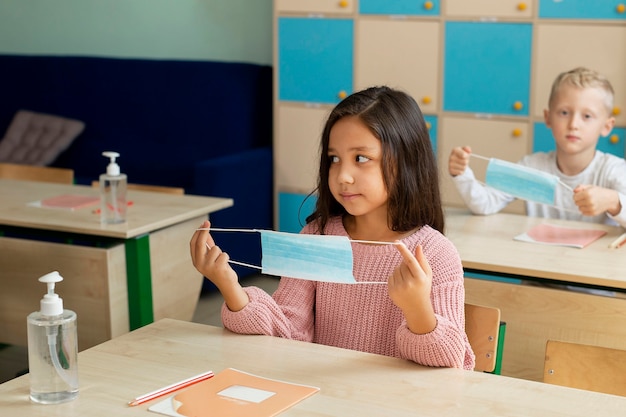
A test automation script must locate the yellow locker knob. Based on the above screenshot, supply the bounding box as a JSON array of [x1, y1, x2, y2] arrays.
[[617, 4, 625, 13], [613, 106, 621, 116], [512, 128, 522, 137], [424, 1, 434, 10], [339, 0, 349, 8], [517, 3, 527, 11], [422, 96, 432, 105], [426, 121, 432, 130], [338, 90, 347, 100], [513, 101, 523, 111], [610, 134, 620, 144]]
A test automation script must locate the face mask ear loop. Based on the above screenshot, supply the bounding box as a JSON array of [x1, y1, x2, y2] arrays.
[[558, 180, 574, 193], [201, 228, 264, 270]]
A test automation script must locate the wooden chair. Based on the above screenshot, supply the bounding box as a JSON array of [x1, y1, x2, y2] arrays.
[[91, 180, 184, 195], [465, 303, 506, 374], [544, 340, 626, 396], [0, 162, 74, 184]]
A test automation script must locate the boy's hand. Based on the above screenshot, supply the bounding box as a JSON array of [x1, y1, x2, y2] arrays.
[[388, 243, 436, 335], [190, 220, 249, 311], [573, 185, 621, 217], [449, 146, 472, 177]]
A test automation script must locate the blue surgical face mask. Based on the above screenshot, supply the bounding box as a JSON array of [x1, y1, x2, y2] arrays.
[[259, 230, 356, 284], [485, 158, 559, 206]]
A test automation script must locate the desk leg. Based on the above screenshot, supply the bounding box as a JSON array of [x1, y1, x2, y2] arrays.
[[125, 234, 154, 330]]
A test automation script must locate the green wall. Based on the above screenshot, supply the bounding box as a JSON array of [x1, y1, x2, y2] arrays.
[[0, 0, 272, 65]]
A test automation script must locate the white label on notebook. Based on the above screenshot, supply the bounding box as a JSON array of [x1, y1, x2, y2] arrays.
[[217, 385, 276, 403]]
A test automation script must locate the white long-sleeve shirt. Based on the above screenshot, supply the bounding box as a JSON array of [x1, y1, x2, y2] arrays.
[[452, 150, 626, 229]]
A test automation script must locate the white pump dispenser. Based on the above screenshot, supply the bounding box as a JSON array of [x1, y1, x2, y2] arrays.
[[104, 151, 121, 176], [27, 271, 79, 404], [39, 271, 64, 316], [99, 151, 127, 224]]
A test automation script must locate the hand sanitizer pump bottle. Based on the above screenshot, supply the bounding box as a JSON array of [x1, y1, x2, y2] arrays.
[[27, 271, 79, 404], [100, 151, 127, 224]]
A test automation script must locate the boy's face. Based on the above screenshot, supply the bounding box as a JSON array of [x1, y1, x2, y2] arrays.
[[544, 84, 615, 158]]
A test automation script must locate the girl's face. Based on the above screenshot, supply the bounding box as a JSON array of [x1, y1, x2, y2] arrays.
[[327, 116, 388, 220]]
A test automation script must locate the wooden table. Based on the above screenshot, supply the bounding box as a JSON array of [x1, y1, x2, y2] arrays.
[[0, 179, 232, 349], [445, 207, 626, 382], [1, 318, 625, 416]]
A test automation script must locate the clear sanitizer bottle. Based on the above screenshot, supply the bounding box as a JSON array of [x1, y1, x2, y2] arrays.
[[27, 271, 79, 404], [100, 151, 127, 224]]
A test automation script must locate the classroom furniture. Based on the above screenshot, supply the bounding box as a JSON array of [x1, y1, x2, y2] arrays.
[[445, 207, 626, 382], [0, 54, 273, 279], [272, 1, 626, 229], [2, 318, 625, 416], [543, 340, 626, 397], [464, 303, 505, 374], [0, 162, 74, 184], [0, 179, 232, 350]]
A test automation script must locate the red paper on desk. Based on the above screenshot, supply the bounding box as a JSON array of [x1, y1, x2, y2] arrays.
[[514, 223, 607, 249], [148, 368, 319, 417], [40, 194, 99, 210]]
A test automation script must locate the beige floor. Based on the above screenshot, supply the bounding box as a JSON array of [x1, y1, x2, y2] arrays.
[[0, 274, 279, 384]]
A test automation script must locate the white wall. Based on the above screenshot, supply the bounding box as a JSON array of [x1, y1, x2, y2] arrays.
[[0, 0, 272, 65]]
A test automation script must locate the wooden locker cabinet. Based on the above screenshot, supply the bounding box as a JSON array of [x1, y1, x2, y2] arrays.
[[275, 0, 354, 14], [275, 104, 329, 193], [533, 24, 626, 127], [444, 0, 533, 18], [274, 1, 626, 230], [355, 17, 440, 115]]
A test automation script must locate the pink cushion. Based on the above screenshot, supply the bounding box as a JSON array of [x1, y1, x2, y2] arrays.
[[0, 110, 85, 166]]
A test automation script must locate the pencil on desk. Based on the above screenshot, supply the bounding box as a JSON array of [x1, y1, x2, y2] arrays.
[[127, 370, 214, 406], [608, 233, 626, 249]]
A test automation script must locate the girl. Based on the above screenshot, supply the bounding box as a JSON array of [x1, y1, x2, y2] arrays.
[[190, 86, 475, 370]]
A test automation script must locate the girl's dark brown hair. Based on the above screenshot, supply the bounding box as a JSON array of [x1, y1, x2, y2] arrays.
[[305, 86, 444, 234]]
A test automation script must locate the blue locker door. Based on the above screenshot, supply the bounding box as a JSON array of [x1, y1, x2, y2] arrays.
[[278, 192, 318, 233], [540, 0, 626, 20], [278, 17, 353, 104], [444, 22, 532, 116], [359, 0, 440, 15]]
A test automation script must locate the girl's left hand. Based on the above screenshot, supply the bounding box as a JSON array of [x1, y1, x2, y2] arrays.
[[388, 242, 436, 334]]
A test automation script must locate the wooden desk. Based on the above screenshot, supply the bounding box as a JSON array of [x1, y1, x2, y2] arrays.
[[445, 207, 626, 382], [1, 319, 625, 416], [0, 179, 232, 349]]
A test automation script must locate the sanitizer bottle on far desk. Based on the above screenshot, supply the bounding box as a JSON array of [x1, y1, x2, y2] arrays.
[[27, 271, 79, 404], [100, 151, 127, 224]]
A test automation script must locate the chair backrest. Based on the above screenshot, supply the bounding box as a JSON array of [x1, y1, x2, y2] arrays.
[[544, 340, 626, 396], [91, 180, 184, 195], [465, 303, 505, 374], [0, 162, 74, 184]]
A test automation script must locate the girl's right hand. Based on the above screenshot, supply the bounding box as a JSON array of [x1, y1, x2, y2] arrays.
[[448, 146, 472, 177], [190, 220, 249, 311]]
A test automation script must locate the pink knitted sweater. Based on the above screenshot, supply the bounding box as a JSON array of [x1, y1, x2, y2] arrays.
[[222, 217, 476, 370]]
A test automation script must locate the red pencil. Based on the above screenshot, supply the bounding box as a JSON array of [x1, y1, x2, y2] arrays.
[[127, 371, 214, 407]]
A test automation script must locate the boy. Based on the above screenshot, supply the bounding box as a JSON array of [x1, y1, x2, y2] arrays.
[[448, 67, 626, 229]]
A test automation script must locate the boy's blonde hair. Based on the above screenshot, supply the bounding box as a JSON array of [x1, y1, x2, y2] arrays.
[[549, 67, 615, 113]]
